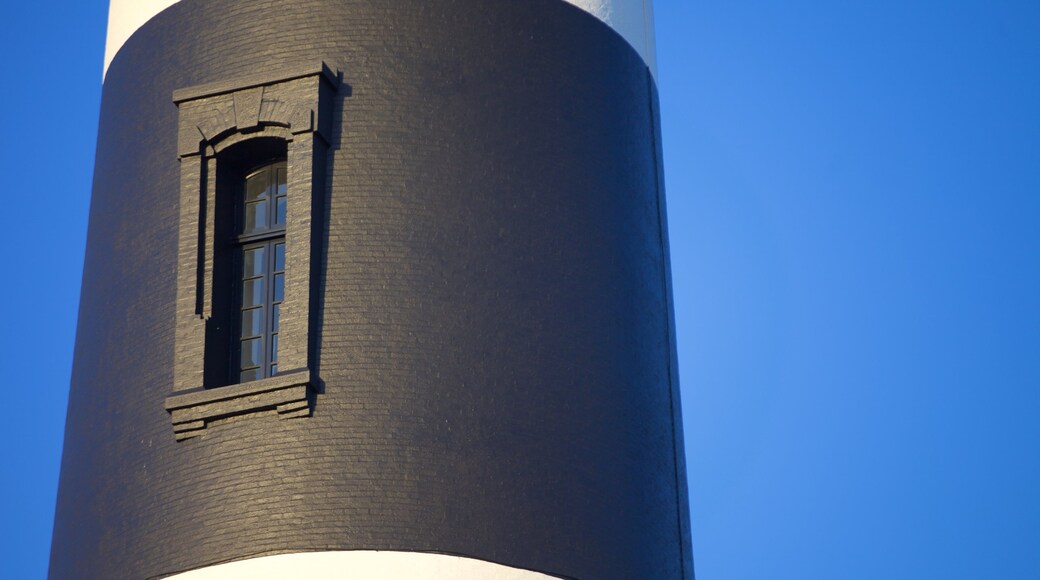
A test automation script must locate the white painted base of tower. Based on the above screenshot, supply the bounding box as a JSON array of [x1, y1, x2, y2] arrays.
[[165, 551, 563, 579]]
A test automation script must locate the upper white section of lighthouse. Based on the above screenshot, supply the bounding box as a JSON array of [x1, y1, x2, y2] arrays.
[[103, 0, 178, 75], [567, 0, 657, 75], [102, 0, 658, 78]]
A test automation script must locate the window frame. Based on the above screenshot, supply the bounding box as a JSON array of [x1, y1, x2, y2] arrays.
[[165, 64, 337, 440], [236, 238, 285, 382], [234, 161, 288, 384]]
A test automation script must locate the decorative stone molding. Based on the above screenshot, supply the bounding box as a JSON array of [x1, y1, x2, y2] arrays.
[[167, 63, 337, 440], [165, 368, 313, 440]]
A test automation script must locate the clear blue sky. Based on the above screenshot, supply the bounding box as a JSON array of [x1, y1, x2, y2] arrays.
[[2, 1, 1038, 578]]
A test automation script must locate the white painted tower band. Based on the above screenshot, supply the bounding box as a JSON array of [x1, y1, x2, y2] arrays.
[[103, 0, 179, 75], [103, 0, 657, 77], [165, 551, 563, 580]]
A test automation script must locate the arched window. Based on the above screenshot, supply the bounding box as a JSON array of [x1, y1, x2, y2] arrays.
[[235, 161, 287, 383], [201, 136, 288, 389], [167, 63, 337, 440]]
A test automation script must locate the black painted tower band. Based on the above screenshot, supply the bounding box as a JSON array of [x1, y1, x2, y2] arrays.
[[51, 0, 693, 578]]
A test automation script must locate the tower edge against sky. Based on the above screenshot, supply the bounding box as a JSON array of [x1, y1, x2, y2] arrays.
[[52, 0, 692, 578]]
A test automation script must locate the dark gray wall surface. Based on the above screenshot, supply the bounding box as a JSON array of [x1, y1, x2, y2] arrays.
[[51, 0, 691, 578]]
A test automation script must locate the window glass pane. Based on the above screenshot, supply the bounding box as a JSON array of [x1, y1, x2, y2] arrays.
[[275, 197, 287, 226], [273, 273, 284, 301], [272, 304, 280, 332], [242, 278, 264, 307], [240, 367, 262, 383], [241, 308, 263, 338], [244, 201, 268, 233], [242, 246, 266, 278], [274, 243, 285, 272], [271, 334, 279, 362], [276, 167, 287, 196], [245, 172, 269, 202], [240, 338, 263, 368]]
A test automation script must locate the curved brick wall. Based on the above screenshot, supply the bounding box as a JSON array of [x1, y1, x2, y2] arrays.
[[51, 0, 691, 578]]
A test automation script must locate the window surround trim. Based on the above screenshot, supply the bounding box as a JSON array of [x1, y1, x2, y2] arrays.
[[167, 62, 336, 440]]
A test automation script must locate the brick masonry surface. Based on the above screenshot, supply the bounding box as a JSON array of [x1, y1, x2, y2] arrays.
[[50, 0, 692, 578]]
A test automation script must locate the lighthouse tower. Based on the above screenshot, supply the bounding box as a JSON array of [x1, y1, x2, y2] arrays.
[[50, 0, 693, 578]]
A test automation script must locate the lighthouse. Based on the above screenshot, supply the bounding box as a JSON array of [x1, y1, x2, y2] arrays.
[[50, 0, 693, 578]]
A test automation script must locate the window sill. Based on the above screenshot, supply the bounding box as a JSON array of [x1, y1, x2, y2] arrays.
[[165, 368, 313, 440]]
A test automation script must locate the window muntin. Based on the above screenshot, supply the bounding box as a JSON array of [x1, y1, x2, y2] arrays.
[[235, 162, 286, 383]]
